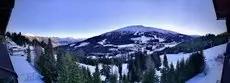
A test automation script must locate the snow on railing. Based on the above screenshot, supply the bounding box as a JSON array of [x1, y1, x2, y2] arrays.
[[18, 72, 42, 81]]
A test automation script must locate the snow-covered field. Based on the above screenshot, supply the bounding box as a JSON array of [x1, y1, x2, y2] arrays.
[[159, 43, 227, 83], [77, 63, 128, 81]]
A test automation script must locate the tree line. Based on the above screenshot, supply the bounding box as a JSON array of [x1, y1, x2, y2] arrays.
[[157, 33, 229, 55], [160, 51, 206, 83], [37, 44, 206, 83]]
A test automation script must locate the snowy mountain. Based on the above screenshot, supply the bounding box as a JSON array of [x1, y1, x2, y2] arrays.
[[25, 35, 84, 46], [58, 25, 194, 57], [50, 37, 85, 46]]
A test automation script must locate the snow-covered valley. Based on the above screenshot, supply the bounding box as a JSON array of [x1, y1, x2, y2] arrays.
[[5, 26, 228, 83]]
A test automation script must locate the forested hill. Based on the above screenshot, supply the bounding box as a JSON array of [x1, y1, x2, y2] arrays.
[[154, 33, 229, 55]]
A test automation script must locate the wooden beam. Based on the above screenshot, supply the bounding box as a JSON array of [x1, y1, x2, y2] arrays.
[[0, 0, 14, 35]]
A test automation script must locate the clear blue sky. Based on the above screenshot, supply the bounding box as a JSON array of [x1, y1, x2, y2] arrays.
[[7, 0, 226, 38]]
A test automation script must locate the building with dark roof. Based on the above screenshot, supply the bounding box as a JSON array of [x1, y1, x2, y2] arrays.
[[0, 43, 18, 83], [0, 0, 18, 83]]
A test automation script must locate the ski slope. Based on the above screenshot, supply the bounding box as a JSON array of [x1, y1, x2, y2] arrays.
[[159, 43, 227, 83], [186, 43, 227, 83]]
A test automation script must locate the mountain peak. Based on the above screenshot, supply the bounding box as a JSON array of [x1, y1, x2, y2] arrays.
[[114, 25, 178, 34]]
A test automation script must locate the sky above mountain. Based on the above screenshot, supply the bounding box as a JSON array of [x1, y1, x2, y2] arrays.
[[7, 0, 226, 38]]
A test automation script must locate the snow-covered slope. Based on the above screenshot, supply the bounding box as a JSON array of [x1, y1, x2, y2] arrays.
[[186, 43, 227, 83], [113, 25, 178, 34], [159, 43, 227, 83]]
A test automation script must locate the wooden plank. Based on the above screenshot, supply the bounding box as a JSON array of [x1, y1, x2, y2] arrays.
[[212, 0, 229, 20]]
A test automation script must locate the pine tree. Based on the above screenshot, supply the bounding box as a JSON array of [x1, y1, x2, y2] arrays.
[[41, 38, 57, 83], [5, 32, 11, 38], [129, 59, 141, 82], [69, 63, 82, 83], [57, 51, 69, 83], [181, 51, 206, 81], [175, 60, 182, 83], [199, 50, 206, 73], [100, 64, 111, 80], [93, 64, 101, 83], [179, 58, 186, 82], [17, 32, 23, 46], [86, 67, 93, 83], [161, 67, 168, 83], [118, 62, 122, 80], [133, 53, 143, 82], [142, 69, 158, 83], [40, 41, 47, 48], [122, 75, 129, 83], [32, 39, 39, 46], [82, 67, 88, 83], [109, 73, 117, 83], [168, 63, 176, 83], [161, 54, 170, 83], [163, 54, 169, 69], [57, 51, 83, 83], [26, 47, 31, 63]]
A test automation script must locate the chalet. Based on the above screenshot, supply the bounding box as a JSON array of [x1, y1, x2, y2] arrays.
[[8, 46, 26, 56]]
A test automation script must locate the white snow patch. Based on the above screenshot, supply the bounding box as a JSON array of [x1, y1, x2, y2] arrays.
[[131, 36, 152, 43], [114, 25, 178, 34], [69, 43, 75, 47], [117, 44, 135, 48], [164, 42, 179, 47], [154, 47, 167, 52], [134, 31, 139, 35], [154, 35, 165, 42], [122, 64, 128, 75], [74, 42, 89, 48], [100, 75, 106, 81], [98, 39, 107, 45], [77, 63, 128, 77]]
